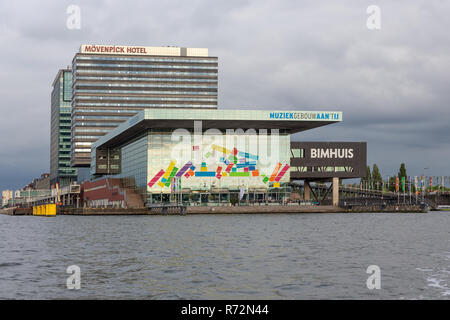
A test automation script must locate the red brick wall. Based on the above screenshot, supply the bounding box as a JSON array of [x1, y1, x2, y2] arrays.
[[81, 178, 125, 203]]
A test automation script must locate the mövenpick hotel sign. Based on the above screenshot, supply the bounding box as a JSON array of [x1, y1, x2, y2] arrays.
[[79, 45, 209, 57]]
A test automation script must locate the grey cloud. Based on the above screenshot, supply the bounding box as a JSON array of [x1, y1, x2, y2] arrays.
[[0, 0, 449, 191]]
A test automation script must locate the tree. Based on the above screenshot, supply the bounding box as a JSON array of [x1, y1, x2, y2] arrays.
[[398, 163, 407, 180], [372, 164, 383, 191], [361, 166, 372, 189], [398, 163, 407, 192]]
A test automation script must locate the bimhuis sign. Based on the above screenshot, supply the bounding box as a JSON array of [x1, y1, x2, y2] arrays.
[[290, 142, 367, 179]]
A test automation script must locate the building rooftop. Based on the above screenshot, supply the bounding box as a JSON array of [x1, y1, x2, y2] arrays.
[[93, 109, 343, 149]]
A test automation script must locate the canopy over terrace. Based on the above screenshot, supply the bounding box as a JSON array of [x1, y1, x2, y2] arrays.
[[93, 109, 343, 149]]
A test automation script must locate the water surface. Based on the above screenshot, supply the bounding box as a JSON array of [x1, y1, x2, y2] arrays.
[[0, 211, 449, 299]]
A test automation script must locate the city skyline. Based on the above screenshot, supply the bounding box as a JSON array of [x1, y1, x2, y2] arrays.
[[0, 0, 449, 191]]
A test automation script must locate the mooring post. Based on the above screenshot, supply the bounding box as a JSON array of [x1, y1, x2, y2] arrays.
[[304, 181, 311, 201], [332, 177, 339, 206]]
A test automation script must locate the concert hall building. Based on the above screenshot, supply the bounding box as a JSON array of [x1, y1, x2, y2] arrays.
[[85, 109, 367, 207]]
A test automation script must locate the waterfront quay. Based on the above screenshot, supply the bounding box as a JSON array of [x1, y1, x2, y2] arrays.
[[2, 44, 361, 212], [2, 44, 448, 216], [0, 203, 428, 216]]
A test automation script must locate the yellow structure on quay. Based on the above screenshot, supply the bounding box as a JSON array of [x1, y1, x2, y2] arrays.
[[32, 204, 56, 216]]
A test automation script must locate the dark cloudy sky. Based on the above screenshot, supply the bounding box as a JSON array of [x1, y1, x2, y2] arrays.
[[0, 0, 449, 191]]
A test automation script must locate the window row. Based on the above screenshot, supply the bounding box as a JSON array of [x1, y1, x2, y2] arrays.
[[77, 62, 217, 70], [75, 70, 217, 77], [76, 56, 217, 64], [75, 103, 215, 108], [75, 95, 217, 101], [75, 76, 217, 83]]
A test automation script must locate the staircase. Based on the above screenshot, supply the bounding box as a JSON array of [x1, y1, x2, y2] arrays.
[[123, 187, 144, 208], [120, 178, 145, 208]]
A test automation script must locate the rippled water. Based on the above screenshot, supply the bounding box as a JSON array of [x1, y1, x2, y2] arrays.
[[0, 211, 449, 299]]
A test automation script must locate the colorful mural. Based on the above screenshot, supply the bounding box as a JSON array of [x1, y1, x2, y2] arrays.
[[147, 144, 290, 189]]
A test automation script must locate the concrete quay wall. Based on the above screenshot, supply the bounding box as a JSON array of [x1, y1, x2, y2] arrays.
[[1, 204, 427, 216]]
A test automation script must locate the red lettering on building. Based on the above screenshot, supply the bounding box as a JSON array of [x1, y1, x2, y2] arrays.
[[83, 45, 147, 55]]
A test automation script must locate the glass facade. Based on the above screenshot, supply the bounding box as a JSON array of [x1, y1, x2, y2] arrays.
[[93, 128, 291, 205], [50, 70, 77, 187], [148, 129, 290, 187], [89, 108, 344, 205], [121, 135, 149, 189], [71, 48, 218, 167]]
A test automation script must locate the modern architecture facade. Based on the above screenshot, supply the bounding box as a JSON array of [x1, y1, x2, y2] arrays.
[[40, 44, 368, 209], [50, 69, 77, 186], [70, 45, 218, 167], [90, 109, 344, 205]]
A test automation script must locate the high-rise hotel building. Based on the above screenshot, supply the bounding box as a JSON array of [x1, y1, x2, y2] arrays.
[[50, 69, 78, 186], [70, 45, 218, 167]]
